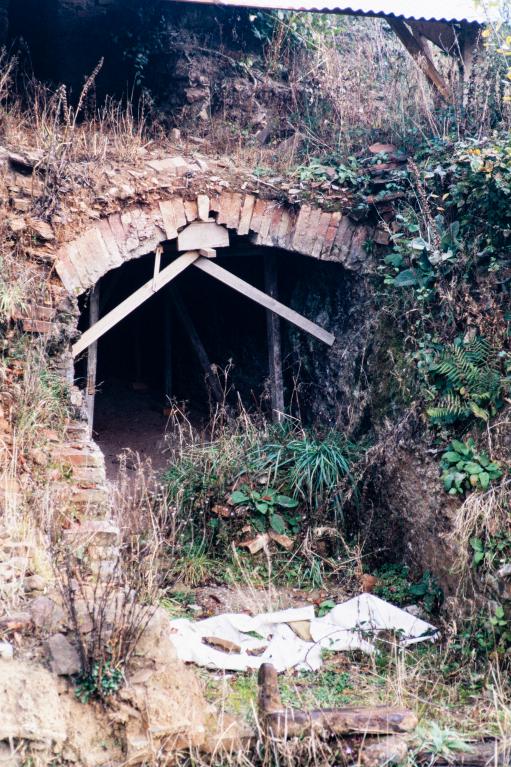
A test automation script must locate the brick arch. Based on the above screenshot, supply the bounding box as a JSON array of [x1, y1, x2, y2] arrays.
[[55, 191, 372, 296]]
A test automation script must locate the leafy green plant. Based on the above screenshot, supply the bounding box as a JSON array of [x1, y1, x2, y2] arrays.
[[229, 485, 298, 534], [414, 722, 472, 759], [440, 438, 502, 495], [317, 598, 336, 617], [489, 604, 511, 649], [294, 157, 359, 186], [75, 661, 123, 704], [408, 571, 444, 614], [250, 429, 361, 528], [427, 337, 505, 425], [373, 564, 443, 614], [373, 564, 412, 606], [470, 532, 511, 570]]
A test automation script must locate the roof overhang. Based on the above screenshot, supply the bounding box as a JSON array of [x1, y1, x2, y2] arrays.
[[164, 0, 500, 25]]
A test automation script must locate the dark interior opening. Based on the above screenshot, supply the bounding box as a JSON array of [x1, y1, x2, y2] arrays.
[[75, 238, 352, 479], [76, 239, 277, 476]]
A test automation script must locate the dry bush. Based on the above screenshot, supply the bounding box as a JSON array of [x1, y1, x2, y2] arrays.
[[57, 549, 157, 701], [447, 478, 511, 595], [111, 450, 177, 596]]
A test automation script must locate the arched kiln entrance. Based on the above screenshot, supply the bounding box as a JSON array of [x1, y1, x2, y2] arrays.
[[56, 189, 370, 477]]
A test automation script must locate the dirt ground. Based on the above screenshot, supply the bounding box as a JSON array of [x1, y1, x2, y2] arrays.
[[93, 379, 171, 479]]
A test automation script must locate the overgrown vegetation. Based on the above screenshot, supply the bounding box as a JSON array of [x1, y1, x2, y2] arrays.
[[160, 412, 362, 586], [1, 5, 511, 759]]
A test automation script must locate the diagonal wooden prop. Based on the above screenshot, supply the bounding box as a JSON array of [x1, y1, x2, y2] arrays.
[[73, 252, 335, 358]]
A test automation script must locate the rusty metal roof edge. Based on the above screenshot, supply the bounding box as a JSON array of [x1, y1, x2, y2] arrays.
[[165, 0, 501, 24]]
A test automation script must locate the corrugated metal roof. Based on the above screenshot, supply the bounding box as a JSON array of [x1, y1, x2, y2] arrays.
[[169, 0, 499, 24]]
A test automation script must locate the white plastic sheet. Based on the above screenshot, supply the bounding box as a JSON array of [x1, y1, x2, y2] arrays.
[[168, 593, 438, 673]]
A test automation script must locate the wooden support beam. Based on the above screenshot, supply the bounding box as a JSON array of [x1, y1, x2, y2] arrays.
[[72, 251, 199, 358], [388, 18, 453, 102], [170, 289, 224, 404], [264, 254, 284, 422], [193, 257, 335, 347], [163, 288, 173, 403], [85, 285, 99, 434], [258, 663, 418, 740]]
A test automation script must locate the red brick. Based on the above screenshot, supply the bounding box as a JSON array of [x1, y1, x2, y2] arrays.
[[311, 212, 332, 259], [237, 195, 256, 236], [249, 198, 266, 233], [321, 212, 342, 259], [291, 205, 312, 254], [22, 318, 53, 334], [327, 217, 355, 262], [184, 199, 198, 223]]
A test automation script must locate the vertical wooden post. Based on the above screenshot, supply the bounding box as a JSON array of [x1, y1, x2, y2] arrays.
[[170, 289, 223, 404], [264, 253, 284, 423], [86, 284, 100, 434], [163, 289, 172, 404]]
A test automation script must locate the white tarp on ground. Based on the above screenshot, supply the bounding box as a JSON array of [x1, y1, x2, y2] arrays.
[[168, 593, 438, 673]]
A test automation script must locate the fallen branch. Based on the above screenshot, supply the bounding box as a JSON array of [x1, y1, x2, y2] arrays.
[[258, 663, 418, 739], [416, 741, 509, 767]]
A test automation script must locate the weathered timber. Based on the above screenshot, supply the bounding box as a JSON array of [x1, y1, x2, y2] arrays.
[[72, 252, 199, 357], [163, 288, 173, 403], [416, 741, 507, 767], [194, 257, 335, 347], [263, 707, 418, 738], [85, 285, 99, 433], [264, 254, 284, 422], [258, 663, 282, 714], [171, 289, 223, 403], [258, 663, 417, 739], [388, 19, 452, 102]]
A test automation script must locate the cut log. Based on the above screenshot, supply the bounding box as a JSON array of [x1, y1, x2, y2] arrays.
[[263, 706, 418, 739], [258, 663, 417, 739], [258, 663, 282, 714], [416, 741, 506, 767]]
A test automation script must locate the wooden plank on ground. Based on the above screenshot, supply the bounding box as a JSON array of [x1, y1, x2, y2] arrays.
[[72, 251, 199, 358], [194, 257, 335, 347]]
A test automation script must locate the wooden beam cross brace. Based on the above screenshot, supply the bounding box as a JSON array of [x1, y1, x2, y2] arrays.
[[72, 252, 335, 358], [72, 251, 200, 358], [388, 18, 453, 103], [193, 257, 335, 347]]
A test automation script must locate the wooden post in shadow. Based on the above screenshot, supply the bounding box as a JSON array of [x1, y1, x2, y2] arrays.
[[86, 284, 99, 434], [170, 288, 223, 404], [264, 253, 284, 423], [163, 288, 173, 405]]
